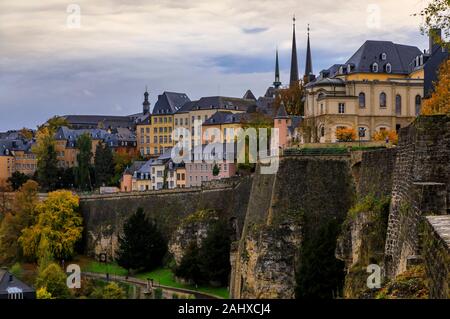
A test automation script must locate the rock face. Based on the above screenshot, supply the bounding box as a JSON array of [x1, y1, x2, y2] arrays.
[[168, 210, 218, 265]]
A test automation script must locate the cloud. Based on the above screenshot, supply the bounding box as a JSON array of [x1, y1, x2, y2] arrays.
[[0, 0, 429, 130]]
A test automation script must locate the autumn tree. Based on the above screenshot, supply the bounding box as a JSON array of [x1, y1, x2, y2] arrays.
[[33, 127, 58, 191], [373, 130, 399, 145], [416, 0, 450, 50], [0, 180, 39, 264], [92, 282, 126, 299], [35, 262, 70, 299], [335, 127, 356, 142], [94, 141, 115, 187], [421, 59, 450, 115], [75, 133, 93, 191], [111, 152, 134, 186], [19, 128, 34, 140], [19, 190, 82, 261], [274, 83, 305, 115]]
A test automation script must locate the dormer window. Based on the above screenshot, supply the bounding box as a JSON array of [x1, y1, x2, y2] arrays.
[[416, 56, 420, 67], [419, 55, 424, 65], [381, 53, 387, 61], [372, 63, 379, 73], [339, 66, 344, 74], [347, 64, 352, 73], [385, 63, 392, 73]]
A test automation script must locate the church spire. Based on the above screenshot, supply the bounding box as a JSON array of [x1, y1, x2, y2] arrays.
[[304, 24, 315, 84], [289, 15, 299, 87], [143, 87, 150, 115], [273, 48, 282, 89]]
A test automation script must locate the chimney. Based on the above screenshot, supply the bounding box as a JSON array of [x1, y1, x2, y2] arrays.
[[429, 28, 442, 54]]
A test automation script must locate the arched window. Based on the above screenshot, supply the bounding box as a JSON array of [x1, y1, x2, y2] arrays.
[[386, 63, 392, 73], [380, 92, 387, 108], [320, 126, 325, 137], [359, 92, 366, 108], [372, 63, 379, 73], [395, 95, 402, 115], [415, 95, 422, 115]]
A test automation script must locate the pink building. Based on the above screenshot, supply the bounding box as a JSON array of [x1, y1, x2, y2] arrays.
[[274, 103, 302, 148]]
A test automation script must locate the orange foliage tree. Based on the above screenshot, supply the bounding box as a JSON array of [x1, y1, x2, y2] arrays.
[[335, 127, 356, 142], [373, 130, 399, 145], [421, 59, 450, 115]]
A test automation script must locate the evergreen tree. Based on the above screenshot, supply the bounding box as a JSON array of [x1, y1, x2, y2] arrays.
[[212, 163, 220, 176], [116, 208, 167, 271], [199, 220, 231, 285], [75, 133, 92, 191], [7, 172, 30, 191], [174, 242, 202, 284], [94, 142, 115, 187], [34, 127, 58, 191]]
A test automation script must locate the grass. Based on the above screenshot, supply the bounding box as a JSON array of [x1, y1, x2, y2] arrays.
[[81, 257, 229, 299]]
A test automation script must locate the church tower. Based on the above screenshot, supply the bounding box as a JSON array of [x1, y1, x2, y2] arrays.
[[289, 15, 299, 87], [273, 49, 282, 89], [303, 24, 315, 84], [143, 88, 150, 115]]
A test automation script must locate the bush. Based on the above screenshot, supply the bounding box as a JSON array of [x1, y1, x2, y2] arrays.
[[373, 130, 398, 145], [35, 263, 70, 299], [101, 282, 126, 299], [36, 287, 53, 299], [336, 128, 356, 142]]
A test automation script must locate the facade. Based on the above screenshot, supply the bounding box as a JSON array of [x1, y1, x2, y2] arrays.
[[0, 139, 36, 187], [137, 91, 190, 157], [274, 104, 303, 148], [202, 111, 247, 144], [303, 40, 425, 143]]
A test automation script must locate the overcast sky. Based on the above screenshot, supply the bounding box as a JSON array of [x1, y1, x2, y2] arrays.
[[0, 0, 431, 131]]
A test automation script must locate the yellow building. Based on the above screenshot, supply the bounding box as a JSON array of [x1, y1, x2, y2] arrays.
[[137, 91, 191, 157], [0, 139, 36, 188], [202, 111, 246, 143], [0, 153, 14, 188], [13, 150, 37, 176], [303, 40, 425, 143]]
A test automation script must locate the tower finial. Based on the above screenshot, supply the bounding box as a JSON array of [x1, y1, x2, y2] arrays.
[[289, 15, 299, 87], [304, 24, 315, 84]]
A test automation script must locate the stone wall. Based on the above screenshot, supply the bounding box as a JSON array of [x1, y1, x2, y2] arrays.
[[423, 215, 450, 299], [385, 115, 450, 278], [79, 176, 253, 259], [230, 155, 355, 298]]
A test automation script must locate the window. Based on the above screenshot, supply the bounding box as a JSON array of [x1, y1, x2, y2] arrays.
[[320, 104, 324, 114], [372, 63, 379, 73], [380, 92, 387, 108], [164, 117, 167, 123], [146, 147, 150, 154], [395, 95, 402, 115], [338, 103, 345, 114], [140, 128, 144, 134], [359, 92, 366, 108], [175, 119, 178, 125], [358, 127, 366, 137], [385, 63, 392, 74], [415, 95, 422, 115], [381, 53, 387, 60], [154, 136, 157, 143], [320, 126, 325, 137], [154, 128, 157, 133]]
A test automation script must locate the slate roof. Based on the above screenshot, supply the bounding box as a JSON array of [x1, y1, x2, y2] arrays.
[[0, 139, 34, 156], [63, 115, 135, 129], [123, 161, 146, 175], [55, 126, 136, 148], [275, 104, 289, 119], [345, 40, 422, 74], [202, 111, 247, 126], [0, 269, 35, 297], [188, 96, 256, 112], [152, 92, 191, 115], [243, 90, 257, 101], [175, 101, 197, 114]]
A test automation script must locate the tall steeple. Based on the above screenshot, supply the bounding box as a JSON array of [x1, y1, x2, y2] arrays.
[[289, 15, 299, 87], [143, 87, 150, 115], [273, 48, 282, 89], [304, 24, 315, 84]]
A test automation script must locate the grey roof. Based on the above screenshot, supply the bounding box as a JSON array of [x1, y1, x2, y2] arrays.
[[305, 77, 345, 88], [255, 96, 276, 116], [242, 90, 257, 101], [288, 116, 303, 134], [275, 104, 289, 119], [0, 269, 35, 295], [345, 40, 422, 74], [63, 115, 135, 129], [175, 100, 197, 114], [187, 96, 256, 112], [55, 126, 136, 148], [203, 111, 246, 126], [152, 92, 191, 115], [124, 161, 146, 175], [0, 139, 34, 156]]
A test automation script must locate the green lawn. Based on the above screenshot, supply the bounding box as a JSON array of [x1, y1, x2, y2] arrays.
[[83, 259, 229, 299]]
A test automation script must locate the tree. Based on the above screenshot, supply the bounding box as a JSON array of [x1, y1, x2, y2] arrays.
[[36, 287, 53, 299], [35, 262, 70, 299], [422, 59, 450, 115], [98, 282, 126, 299], [174, 242, 203, 284], [39, 116, 70, 133], [33, 127, 58, 191], [94, 142, 115, 187], [19, 128, 34, 140], [335, 127, 356, 142], [274, 83, 305, 115], [373, 129, 398, 145], [116, 208, 167, 272], [19, 190, 82, 261], [111, 152, 134, 186], [7, 172, 30, 191], [75, 133, 93, 191], [416, 0, 450, 50], [198, 220, 231, 285], [0, 180, 39, 264], [212, 163, 220, 176]]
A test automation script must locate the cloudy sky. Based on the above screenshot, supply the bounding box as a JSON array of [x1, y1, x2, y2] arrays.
[[0, 0, 430, 130]]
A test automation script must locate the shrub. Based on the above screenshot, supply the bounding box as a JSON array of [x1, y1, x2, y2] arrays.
[[35, 263, 70, 299], [373, 129, 398, 145], [336, 127, 356, 142]]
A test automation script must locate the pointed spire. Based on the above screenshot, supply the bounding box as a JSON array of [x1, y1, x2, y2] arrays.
[[273, 48, 282, 89], [304, 24, 314, 84], [289, 15, 299, 87], [143, 87, 150, 115]]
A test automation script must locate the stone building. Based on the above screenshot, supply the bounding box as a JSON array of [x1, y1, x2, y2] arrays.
[[303, 40, 426, 143]]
